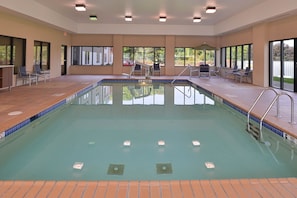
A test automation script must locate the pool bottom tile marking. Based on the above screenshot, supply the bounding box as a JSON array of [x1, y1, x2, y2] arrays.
[[107, 164, 124, 175], [156, 163, 172, 174]]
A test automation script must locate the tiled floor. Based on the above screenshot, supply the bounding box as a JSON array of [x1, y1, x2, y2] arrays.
[[0, 74, 297, 198]]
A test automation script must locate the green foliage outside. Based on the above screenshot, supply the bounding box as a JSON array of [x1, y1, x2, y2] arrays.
[[273, 76, 294, 84]]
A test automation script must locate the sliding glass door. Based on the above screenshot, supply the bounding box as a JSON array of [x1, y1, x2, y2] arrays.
[[270, 39, 296, 92]]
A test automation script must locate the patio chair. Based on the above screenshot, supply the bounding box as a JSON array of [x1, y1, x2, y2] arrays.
[[234, 67, 252, 83], [132, 63, 142, 76], [17, 66, 38, 86], [152, 63, 161, 76], [199, 64, 210, 78], [33, 64, 50, 82]]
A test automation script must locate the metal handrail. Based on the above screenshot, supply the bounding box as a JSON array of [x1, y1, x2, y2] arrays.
[[247, 88, 279, 132], [171, 64, 193, 84], [247, 88, 296, 142], [278, 92, 296, 124]]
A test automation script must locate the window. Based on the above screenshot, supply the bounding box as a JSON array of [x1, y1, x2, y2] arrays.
[[71, 46, 114, 66], [174, 48, 185, 66], [175, 47, 216, 67], [221, 44, 253, 69], [0, 35, 26, 73], [122, 47, 165, 66], [236, 46, 242, 68], [34, 41, 50, 70], [185, 48, 195, 66]]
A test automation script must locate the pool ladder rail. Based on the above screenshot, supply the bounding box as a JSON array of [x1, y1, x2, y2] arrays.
[[247, 88, 296, 142]]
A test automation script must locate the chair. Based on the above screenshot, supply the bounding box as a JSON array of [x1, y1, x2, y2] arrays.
[[199, 64, 210, 78], [33, 64, 50, 82], [234, 67, 252, 83], [132, 63, 142, 76], [225, 65, 240, 79], [210, 66, 221, 77], [152, 63, 161, 76], [189, 65, 199, 78], [17, 66, 38, 86]]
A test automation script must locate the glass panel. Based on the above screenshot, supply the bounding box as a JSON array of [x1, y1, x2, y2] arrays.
[[231, 46, 236, 68], [34, 41, 41, 66], [271, 41, 281, 89], [82, 47, 92, 65], [195, 50, 204, 66], [0, 36, 11, 65], [283, 39, 294, 91], [154, 48, 165, 66], [72, 46, 81, 65], [205, 50, 215, 66], [123, 47, 134, 66], [42, 43, 49, 70], [236, 46, 242, 69], [243, 45, 249, 69], [134, 47, 144, 64], [104, 47, 113, 65], [174, 48, 185, 66], [226, 47, 231, 67], [221, 48, 226, 67], [185, 48, 195, 66], [250, 44, 253, 70], [93, 47, 103, 65], [144, 47, 154, 65]]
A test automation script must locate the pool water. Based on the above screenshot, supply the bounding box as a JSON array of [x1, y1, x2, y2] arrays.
[[0, 82, 296, 181]]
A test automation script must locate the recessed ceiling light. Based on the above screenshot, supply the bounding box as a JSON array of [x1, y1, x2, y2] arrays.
[[75, 4, 86, 12], [206, 6, 216, 14], [89, 15, 97, 21], [193, 17, 202, 23], [159, 16, 167, 22], [125, 16, 132, 22]]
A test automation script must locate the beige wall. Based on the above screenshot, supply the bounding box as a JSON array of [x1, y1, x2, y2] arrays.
[[2, 10, 297, 87], [0, 11, 72, 84]]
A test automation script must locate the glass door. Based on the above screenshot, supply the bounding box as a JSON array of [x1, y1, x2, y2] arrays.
[[270, 39, 296, 92], [61, 45, 67, 75]]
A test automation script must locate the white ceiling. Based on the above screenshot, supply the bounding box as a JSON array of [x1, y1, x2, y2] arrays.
[[1, 0, 297, 35], [34, 0, 264, 25]]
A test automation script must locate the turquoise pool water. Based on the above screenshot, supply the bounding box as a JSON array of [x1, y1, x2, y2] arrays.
[[0, 82, 296, 181]]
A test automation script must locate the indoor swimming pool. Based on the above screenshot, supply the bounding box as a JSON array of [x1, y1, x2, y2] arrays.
[[0, 81, 296, 181]]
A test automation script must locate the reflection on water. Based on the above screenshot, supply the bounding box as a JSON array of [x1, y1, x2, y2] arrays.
[[74, 83, 215, 106]]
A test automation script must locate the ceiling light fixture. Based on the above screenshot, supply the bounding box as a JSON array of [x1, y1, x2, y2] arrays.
[[159, 16, 167, 22], [125, 16, 133, 22], [206, 6, 216, 14], [89, 15, 97, 21], [193, 17, 202, 23], [75, 4, 86, 12]]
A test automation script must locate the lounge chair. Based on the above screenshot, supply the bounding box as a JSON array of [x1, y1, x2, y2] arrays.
[[17, 66, 38, 86]]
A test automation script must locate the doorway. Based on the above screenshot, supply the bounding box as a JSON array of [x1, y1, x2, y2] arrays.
[[61, 45, 67, 75], [270, 39, 296, 92]]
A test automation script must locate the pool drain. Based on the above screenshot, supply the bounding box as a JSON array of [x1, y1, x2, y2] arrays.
[[156, 163, 172, 174], [107, 164, 124, 175]]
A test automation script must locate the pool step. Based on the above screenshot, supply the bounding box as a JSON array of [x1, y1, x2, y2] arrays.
[[247, 122, 260, 140]]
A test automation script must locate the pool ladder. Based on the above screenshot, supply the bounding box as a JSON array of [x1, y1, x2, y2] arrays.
[[247, 88, 296, 142]]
